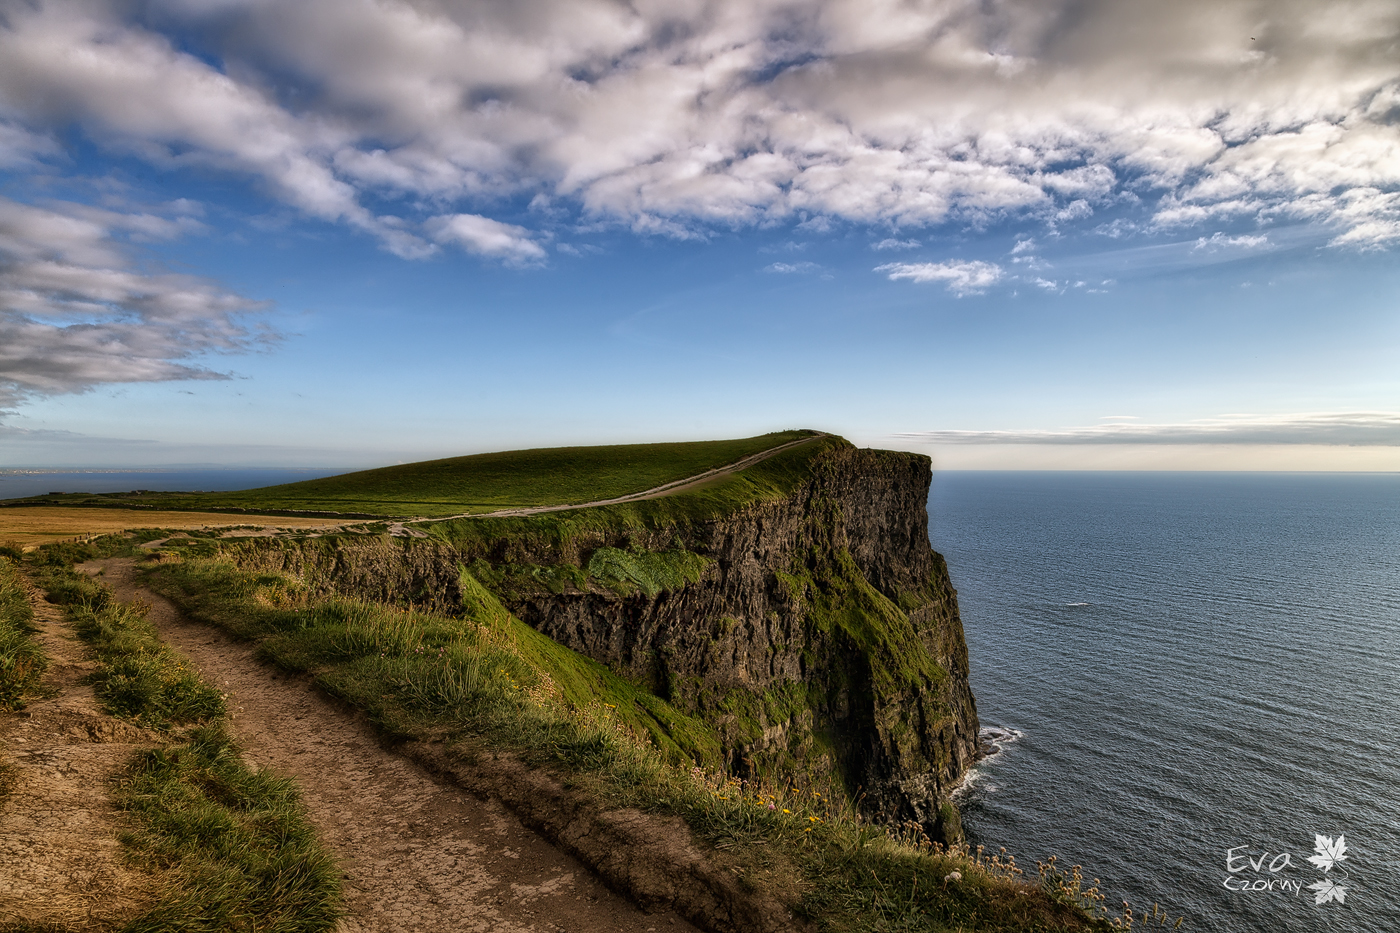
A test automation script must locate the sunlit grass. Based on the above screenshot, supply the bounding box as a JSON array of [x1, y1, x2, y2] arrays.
[[23, 548, 344, 933], [0, 554, 46, 712], [143, 548, 1161, 932], [9, 431, 819, 519]]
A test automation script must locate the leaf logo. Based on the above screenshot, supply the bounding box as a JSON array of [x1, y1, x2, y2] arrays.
[[1308, 878, 1347, 905], [1307, 834, 1348, 872], [1305, 833, 1354, 906]]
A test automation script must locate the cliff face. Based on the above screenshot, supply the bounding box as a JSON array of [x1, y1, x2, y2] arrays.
[[505, 446, 979, 840], [228, 443, 980, 842]]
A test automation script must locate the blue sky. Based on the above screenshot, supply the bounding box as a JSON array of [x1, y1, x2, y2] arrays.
[[2, 0, 1398, 470]]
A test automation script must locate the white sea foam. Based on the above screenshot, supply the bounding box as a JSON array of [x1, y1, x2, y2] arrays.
[[953, 768, 996, 798]]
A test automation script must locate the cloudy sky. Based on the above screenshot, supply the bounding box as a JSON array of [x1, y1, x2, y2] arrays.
[[1, 0, 1398, 469]]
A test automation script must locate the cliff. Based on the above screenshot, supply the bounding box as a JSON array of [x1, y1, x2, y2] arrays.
[[224, 438, 980, 842]]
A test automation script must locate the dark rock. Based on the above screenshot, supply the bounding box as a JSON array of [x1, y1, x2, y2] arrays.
[[226, 444, 980, 843]]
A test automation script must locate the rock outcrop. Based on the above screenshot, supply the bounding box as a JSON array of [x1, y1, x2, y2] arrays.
[[227, 440, 980, 842]]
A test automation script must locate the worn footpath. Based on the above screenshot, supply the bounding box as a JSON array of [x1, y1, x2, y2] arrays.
[[83, 558, 700, 933], [0, 574, 160, 931]]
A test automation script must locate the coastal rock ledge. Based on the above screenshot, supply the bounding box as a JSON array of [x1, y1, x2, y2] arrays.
[[235, 441, 981, 843]]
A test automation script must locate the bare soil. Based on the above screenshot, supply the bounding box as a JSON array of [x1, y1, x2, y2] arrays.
[[0, 575, 162, 931], [82, 558, 707, 933]]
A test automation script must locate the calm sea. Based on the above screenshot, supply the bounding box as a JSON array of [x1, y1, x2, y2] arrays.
[[0, 468, 347, 501], [929, 472, 1400, 933]]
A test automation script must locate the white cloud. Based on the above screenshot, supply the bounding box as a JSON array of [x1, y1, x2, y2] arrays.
[[0, 120, 57, 169], [876, 260, 1004, 296], [1193, 232, 1270, 251], [0, 0, 1397, 248], [0, 1, 430, 257], [424, 213, 546, 265], [872, 238, 921, 251], [0, 196, 265, 412], [764, 261, 820, 274], [896, 412, 1400, 445]]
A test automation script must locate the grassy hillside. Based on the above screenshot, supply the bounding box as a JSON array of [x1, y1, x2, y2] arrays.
[[130, 537, 1124, 933], [5, 430, 818, 519], [428, 432, 843, 551]]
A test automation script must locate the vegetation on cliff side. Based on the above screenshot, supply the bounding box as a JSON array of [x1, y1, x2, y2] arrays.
[[133, 536, 1138, 933], [5, 435, 1179, 931]]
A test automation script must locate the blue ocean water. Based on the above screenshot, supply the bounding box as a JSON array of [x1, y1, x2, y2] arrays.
[[0, 468, 347, 501], [928, 472, 1400, 933]]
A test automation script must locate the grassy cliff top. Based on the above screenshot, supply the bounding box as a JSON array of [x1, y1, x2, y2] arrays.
[[5, 430, 821, 520]]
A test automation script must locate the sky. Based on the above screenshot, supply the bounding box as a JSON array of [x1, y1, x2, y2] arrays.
[[1, 0, 1398, 471]]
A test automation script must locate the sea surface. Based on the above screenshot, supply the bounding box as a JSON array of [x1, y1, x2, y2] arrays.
[[928, 472, 1400, 933], [0, 468, 347, 501]]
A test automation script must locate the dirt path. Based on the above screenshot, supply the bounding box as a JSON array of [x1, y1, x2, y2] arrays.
[[0, 574, 160, 931], [83, 558, 701, 933]]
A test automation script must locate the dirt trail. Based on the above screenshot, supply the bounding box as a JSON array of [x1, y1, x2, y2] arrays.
[[83, 558, 701, 933], [0, 575, 160, 931]]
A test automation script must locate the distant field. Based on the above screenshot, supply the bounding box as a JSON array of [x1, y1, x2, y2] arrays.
[[3, 431, 817, 520], [0, 508, 348, 547]]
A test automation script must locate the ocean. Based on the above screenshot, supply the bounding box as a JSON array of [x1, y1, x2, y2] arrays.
[[0, 468, 347, 501], [928, 472, 1400, 933]]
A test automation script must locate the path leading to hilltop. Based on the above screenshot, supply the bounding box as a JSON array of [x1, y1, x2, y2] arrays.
[[385, 433, 827, 530], [82, 558, 701, 933]]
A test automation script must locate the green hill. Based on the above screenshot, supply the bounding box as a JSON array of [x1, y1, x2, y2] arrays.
[[8, 431, 819, 519]]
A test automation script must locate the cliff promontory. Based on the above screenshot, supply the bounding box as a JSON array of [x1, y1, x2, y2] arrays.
[[224, 435, 980, 842]]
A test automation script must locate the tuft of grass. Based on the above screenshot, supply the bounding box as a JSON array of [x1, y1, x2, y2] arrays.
[[116, 724, 343, 933], [0, 556, 46, 711], [31, 564, 223, 730], [585, 547, 711, 597]]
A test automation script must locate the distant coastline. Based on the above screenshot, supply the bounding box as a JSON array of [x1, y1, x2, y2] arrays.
[[0, 468, 347, 500]]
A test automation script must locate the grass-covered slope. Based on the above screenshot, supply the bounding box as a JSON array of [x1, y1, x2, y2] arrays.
[[8, 431, 818, 519], [133, 537, 1127, 933], [427, 432, 840, 552]]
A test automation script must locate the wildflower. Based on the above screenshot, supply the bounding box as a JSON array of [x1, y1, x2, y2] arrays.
[[944, 871, 962, 883], [782, 809, 791, 814]]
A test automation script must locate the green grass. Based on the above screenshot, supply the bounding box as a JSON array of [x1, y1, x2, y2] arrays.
[[115, 724, 343, 933], [9, 431, 819, 518], [425, 433, 842, 558], [0, 556, 46, 711], [31, 566, 224, 730], [142, 550, 1147, 933], [22, 551, 343, 932]]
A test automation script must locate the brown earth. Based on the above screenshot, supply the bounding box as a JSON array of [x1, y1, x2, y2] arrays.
[[0, 507, 349, 548], [81, 558, 722, 933], [0, 574, 162, 931]]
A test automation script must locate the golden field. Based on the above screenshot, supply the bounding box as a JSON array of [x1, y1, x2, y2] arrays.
[[0, 507, 348, 548]]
